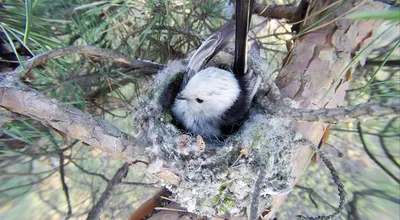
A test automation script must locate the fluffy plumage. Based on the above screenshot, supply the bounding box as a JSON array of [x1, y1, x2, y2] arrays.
[[172, 0, 258, 138], [172, 67, 241, 137]]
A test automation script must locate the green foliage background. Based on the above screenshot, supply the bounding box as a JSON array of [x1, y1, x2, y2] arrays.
[[0, 0, 398, 219]]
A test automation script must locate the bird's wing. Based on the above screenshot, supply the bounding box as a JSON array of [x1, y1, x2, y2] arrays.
[[233, 0, 254, 79], [180, 21, 236, 91], [243, 68, 261, 107]]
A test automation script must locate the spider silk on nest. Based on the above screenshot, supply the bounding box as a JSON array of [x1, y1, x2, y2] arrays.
[[130, 46, 306, 217]]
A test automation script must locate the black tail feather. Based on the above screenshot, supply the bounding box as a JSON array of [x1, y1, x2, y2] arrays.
[[233, 0, 253, 79], [181, 21, 236, 91]]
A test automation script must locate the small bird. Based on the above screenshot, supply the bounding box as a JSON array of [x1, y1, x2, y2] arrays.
[[172, 0, 259, 138]]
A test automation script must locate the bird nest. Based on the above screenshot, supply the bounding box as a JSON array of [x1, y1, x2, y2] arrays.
[[131, 51, 305, 217]]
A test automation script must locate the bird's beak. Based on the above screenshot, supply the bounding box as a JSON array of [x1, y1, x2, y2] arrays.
[[176, 94, 187, 100]]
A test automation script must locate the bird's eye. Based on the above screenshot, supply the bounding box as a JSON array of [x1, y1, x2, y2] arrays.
[[195, 98, 203, 103]]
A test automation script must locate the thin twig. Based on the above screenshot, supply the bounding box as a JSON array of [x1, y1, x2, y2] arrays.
[[153, 207, 189, 213], [288, 1, 342, 25], [282, 98, 400, 123], [379, 117, 400, 168], [10, 46, 163, 78], [4, 139, 79, 158], [357, 122, 400, 184], [365, 59, 400, 67], [120, 181, 157, 187], [297, 141, 347, 220], [347, 189, 400, 219], [69, 159, 110, 183], [59, 152, 72, 219], [153, 25, 207, 40], [295, 185, 339, 211], [294, 0, 368, 39], [0, 189, 30, 207], [249, 167, 266, 220], [0, 82, 149, 164], [257, 81, 399, 123], [86, 162, 130, 220], [254, 3, 298, 20], [0, 170, 57, 194], [330, 128, 398, 138]]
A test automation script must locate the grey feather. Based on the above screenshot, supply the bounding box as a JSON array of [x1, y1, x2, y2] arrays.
[[173, 0, 261, 137], [243, 68, 261, 107], [180, 21, 236, 91]]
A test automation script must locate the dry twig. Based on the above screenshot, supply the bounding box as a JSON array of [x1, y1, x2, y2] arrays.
[[10, 46, 162, 78], [86, 163, 130, 220]]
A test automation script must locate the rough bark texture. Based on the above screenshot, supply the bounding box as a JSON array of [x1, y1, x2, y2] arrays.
[[283, 98, 399, 123], [12, 46, 161, 78], [0, 75, 149, 164], [87, 163, 130, 220], [0, 0, 393, 219], [264, 0, 390, 218]]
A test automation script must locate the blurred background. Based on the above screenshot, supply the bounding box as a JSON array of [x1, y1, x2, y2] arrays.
[[0, 0, 398, 219]]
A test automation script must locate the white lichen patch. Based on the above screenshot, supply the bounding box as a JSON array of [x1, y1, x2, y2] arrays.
[[131, 54, 304, 217]]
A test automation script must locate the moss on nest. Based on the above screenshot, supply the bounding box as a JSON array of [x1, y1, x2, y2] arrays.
[[132, 54, 303, 217]]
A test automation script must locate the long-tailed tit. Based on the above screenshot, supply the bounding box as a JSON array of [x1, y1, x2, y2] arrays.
[[172, 0, 259, 138]]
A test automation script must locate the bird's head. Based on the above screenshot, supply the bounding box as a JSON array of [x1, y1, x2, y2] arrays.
[[172, 67, 241, 122]]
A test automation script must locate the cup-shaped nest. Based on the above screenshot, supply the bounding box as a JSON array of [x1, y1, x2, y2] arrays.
[[131, 51, 303, 217]]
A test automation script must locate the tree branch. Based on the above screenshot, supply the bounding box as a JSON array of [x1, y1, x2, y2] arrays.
[[69, 159, 110, 183], [295, 185, 339, 211], [10, 46, 163, 78], [0, 46, 161, 164], [259, 97, 400, 123], [0, 170, 57, 194], [347, 189, 400, 220], [365, 59, 400, 66], [249, 167, 266, 220], [297, 142, 347, 220], [3, 139, 78, 157], [254, 3, 298, 20], [86, 162, 130, 220], [120, 181, 157, 187], [379, 117, 400, 168], [59, 152, 72, 219], [0, 78, 149, 164], [152, 25, 207, 41], [288, 98, 399, 123], [357, 122, 400, 184]]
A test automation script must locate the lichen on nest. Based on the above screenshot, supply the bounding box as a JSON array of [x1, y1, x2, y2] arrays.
[[131, 53, 304, 217]]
